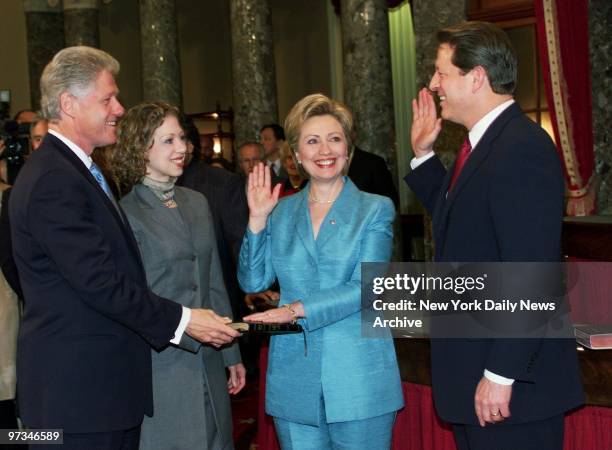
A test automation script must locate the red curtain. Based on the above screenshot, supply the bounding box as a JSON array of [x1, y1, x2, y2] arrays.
[[392, 383, 456, 450], [535, 0, 595, 216], [565, 259, 612, 324]]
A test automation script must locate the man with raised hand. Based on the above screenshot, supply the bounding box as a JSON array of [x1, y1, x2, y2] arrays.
[[404, 21, 583, 450]]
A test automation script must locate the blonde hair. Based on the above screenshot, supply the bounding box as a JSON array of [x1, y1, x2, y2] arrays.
[[279, 141, 292, 162], [111, 102, 179, 196], [283, 93, 354, 177], [40, 46, 120, 120]]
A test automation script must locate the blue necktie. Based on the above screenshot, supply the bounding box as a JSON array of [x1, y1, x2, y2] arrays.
[[89, 162, 113, 199]]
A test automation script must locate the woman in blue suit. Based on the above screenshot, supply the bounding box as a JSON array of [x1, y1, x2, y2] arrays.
[[238, 93, 403, 449]]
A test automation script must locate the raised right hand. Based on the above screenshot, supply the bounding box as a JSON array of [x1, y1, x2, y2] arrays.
[[411, 88, 442, 158], [186, 308, 240, 347], [247, 162, 281, 233]]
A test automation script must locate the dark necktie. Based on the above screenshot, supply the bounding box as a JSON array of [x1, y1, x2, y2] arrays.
[[448, 137, 472, 193], [89, 162, 113, 199]]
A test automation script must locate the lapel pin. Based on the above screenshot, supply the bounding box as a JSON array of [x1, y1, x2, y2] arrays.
[[330, 219, 336, 225]]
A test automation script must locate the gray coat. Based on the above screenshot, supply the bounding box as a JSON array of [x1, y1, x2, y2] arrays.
[[121, 184, 240, 450]]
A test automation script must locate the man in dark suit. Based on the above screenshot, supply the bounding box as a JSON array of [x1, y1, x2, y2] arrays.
[[404, 22, 583, 450], [348, 146, 399, 207], [260, 123, 288, 181], [180, 160, 248, 319], [10, 46, 238, 450]]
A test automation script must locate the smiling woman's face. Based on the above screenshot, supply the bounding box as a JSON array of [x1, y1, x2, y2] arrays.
[[145, 115, 187, 182], [296, 114, 347, 183]]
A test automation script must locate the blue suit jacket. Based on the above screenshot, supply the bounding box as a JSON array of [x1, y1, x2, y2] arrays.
[[238, 178, 403, 425], [405, 103, 583, 424]]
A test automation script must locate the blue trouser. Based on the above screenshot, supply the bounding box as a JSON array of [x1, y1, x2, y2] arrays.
[[273, 397, 397, 450]]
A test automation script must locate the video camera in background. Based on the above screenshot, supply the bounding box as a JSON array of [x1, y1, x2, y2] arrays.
[[0, 120, 30, 185]]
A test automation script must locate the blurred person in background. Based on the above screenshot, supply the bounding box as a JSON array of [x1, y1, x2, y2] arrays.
[[237, 142, 264, 178], [260, 123, 288, 182], [278, 141, 307, 198]]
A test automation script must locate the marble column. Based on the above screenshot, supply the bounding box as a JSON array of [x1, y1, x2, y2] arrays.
[[23, 0, 65, 110], [412, 0, 466, 260], [229, 0, 278, 146], [341, 0, 395, 165], [589, 0, 612, 214], [63, 0, 100, 48], [139, 0, 182, 108]]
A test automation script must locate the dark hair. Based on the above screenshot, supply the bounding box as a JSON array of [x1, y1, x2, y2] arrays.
[[437, 21, 517, 95], [259, 123, 285, 141], [13, 109, 36, 123], [209, 157, 233, 171], [179, 114, 201, 164]]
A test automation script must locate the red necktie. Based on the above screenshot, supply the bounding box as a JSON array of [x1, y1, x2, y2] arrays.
[[448, 137, 472, 192]]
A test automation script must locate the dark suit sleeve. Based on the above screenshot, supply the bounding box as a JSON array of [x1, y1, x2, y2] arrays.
[[404, 155, 447, 215], [26, 169, 181, 349], [202, 198, 242, 366], [0, 188, 23, 298], [484, 133, 565, 381], [223, 175, 248, 267], [369, 156, 400, 207]]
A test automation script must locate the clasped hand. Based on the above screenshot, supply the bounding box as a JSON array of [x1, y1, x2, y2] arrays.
[[186, 308, 240, 347]]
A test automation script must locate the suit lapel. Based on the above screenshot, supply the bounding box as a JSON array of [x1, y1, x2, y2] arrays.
[[315, 178, 356, 250], [436, 103, 524, 228], [294, 188, 317, 262], [49, 135, 144, 265], [51, 135, 123, 219], [173, 187, 195, 244]]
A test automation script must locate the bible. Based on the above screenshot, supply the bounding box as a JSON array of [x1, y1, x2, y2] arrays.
[[230, 322, 303, 334]]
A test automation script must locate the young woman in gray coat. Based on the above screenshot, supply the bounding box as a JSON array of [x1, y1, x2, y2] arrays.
[[112, 102, 245, 450]]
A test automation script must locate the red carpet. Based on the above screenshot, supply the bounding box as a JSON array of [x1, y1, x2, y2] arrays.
[[231, 374, 259, 450]]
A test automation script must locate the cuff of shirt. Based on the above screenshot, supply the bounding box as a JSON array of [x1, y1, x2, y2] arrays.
[[170, 306, 191, 344], [410, 151, 436, 170], [484, 369, 515, 385]]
